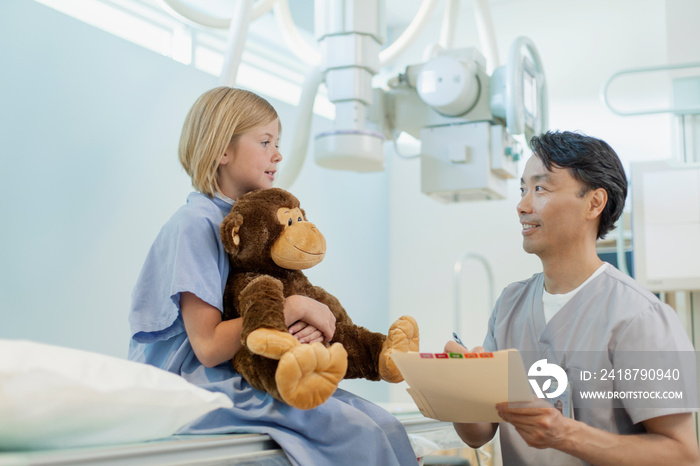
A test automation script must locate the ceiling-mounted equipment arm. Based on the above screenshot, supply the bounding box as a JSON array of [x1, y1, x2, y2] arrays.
[[601, 61, 700, 116], [274, 66, 324, 190], [219, 1, 254, 86], [273, 0, 321, 65], [472, 0, 499, 72], [490, 36, 548, 141], [379, 0, 438, 66], [157, 0, 276, 29]]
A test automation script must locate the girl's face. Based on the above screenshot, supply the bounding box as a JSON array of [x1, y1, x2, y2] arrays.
[[217, 119, 282, 200]]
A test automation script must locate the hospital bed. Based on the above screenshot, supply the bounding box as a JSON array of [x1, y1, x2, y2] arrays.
[[1, 341, 472, 465], [0, 408, 467, 465]]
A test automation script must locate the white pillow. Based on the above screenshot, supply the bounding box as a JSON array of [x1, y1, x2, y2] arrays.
[[0, 339, 233, 450]]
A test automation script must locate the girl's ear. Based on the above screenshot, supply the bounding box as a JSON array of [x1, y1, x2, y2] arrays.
[[219, 139, 237, 166], [219, 150, 231, 166]]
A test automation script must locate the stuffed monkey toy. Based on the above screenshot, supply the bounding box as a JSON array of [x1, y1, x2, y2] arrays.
[[220, 188, 419, 410]]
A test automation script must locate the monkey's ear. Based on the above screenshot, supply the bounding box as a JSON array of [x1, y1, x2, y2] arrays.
[[232, 221, 242, 246], [220, 212, 244, 255]]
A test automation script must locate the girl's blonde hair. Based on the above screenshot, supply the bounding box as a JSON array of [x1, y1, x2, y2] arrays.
[[178, 87, 279, 196]]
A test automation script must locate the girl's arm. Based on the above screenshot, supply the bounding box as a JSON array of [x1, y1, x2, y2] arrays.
[[181, 292, 243, 368], [182, 292, 336, 367]]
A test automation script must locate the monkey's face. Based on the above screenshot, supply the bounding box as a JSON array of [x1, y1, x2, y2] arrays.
[[220, 188, 326, 272], [270, 207, 326, 270]]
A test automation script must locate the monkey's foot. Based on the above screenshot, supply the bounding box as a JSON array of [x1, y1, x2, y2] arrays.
[[247, 328, 300, 360], [379, 315, 420, 383], [276, 342, 348, 410]]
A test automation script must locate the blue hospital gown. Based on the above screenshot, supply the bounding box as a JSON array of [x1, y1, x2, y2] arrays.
[[128, 192, 417, 466]]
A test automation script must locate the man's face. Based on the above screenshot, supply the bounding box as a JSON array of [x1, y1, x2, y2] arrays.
[[517, 155, 595, 260]]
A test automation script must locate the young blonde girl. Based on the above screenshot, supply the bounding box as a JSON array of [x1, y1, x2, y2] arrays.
[[128, 87, 418, 466]]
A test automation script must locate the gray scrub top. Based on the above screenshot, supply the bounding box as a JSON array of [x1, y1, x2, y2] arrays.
[[484, 265, 696, 465]]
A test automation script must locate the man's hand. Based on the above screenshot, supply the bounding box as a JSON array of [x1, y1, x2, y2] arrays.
[[496, 399, 570, 450], [444, 341, 485, 354]]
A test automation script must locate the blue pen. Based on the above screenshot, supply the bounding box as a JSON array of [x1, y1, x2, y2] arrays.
[[452, 332, 465, 347]]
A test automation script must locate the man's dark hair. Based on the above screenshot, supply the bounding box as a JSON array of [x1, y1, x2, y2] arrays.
[[529, 131, 628, 239]]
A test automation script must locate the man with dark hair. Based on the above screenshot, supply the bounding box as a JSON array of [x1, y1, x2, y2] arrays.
[[446, 131, 699, 465], [529, 131, 627, 240]]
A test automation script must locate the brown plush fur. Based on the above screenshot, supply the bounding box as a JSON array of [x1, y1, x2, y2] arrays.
[[220, 188, 419, 409]]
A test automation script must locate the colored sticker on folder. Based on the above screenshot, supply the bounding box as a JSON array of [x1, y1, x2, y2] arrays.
[[418, 352, 494, 359]]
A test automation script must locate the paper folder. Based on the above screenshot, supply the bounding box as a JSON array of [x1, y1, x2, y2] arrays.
[[391, 349, 533, 423]]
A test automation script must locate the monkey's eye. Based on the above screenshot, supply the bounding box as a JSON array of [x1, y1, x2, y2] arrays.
[[287, 218, 293, 226]]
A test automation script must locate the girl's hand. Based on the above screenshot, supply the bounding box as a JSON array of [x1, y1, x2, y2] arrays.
[[288, 321, 324, 343], [283, 295, 336, 342]]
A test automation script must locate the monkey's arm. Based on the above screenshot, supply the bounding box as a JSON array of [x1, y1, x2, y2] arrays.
[[233, 274, 289, 343], [306, 286, 386, 380]]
